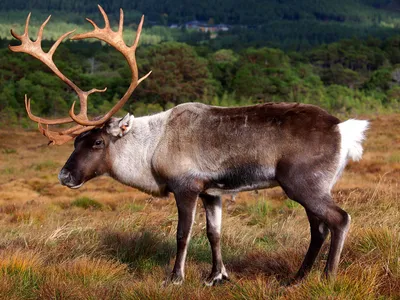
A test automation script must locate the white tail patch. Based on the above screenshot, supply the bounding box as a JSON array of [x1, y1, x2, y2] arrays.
[[331, 119, 369, 190], [338, 119, 369, 162]]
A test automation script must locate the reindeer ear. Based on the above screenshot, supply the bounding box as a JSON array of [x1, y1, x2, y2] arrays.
[[106, 113, 135, 137], [118, 113, 135, 136]]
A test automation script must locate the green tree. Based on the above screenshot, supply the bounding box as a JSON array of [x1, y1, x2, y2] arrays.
[[364, 68, 393, 91], [136, 42, 217, 108], [208, 49, 239, 94]]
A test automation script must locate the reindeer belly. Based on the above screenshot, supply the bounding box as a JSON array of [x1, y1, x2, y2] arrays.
[[203, 165, 278, 196]]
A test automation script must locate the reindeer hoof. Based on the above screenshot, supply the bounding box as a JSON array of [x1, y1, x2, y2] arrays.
[[163, 273, 184, 286], [204, 272, 229, 286]]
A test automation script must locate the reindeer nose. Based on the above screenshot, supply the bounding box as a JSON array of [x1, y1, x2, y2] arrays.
[[58, 169, 72, 185]]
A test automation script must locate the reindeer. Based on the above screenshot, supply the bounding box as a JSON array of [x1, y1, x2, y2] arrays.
[[10, 6, 369, 286]]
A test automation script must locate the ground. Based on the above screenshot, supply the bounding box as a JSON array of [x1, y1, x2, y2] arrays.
[[0, 113, 399, 299]]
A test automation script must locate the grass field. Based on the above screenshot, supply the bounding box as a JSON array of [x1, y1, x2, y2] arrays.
[[0, 113, 399, 299]]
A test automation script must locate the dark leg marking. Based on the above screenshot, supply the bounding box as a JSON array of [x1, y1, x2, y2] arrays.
[[295, 209, 329, 280], [322, 204, 350, 280], [292, 194, 350, 280]]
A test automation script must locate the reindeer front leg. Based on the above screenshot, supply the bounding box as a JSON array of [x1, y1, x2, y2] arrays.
[[170, 191, 198, 284]]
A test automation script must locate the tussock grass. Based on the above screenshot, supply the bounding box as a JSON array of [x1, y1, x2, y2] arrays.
[[355, 228, 400, 277], [0, 250, 44, 299], [71, 196, 103, 210], [285, 265, 382, 299], [59, 256, 128, 284], [228, 276, 282, 299], [0, 114, 398, 298]]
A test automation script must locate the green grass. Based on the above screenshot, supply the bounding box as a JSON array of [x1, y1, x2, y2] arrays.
[[125, 202, 145, 212], [387, 153, 400, 163], [247, 198, 272, 225], [71, 197, 103, 210], [284, 199, 301, 210], [1, 148, 17, 154], [1, 168, 15, 175], [254, 234, 278, 251], [30, 160, 58, 171]]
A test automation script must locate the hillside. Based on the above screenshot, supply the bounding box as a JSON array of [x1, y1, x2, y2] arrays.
[[1, 0, 400, 50]]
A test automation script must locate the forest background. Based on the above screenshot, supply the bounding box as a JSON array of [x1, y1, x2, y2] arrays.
[[0, 0, 400, 124]]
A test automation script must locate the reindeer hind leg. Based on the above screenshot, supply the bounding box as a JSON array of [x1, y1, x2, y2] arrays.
[[277, 164, 350, 281]]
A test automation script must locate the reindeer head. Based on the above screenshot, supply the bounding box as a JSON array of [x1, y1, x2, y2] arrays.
[[58, 114, 136, 188]]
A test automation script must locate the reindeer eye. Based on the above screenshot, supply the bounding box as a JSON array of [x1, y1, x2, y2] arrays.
[[93, 139, 104, 149]]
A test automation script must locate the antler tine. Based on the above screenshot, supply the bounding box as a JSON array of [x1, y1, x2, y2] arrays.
[[38, 123, 73, 145], [37, 15, 51, 44], [85, 18, 99, 29], [38, 124, 71, 145], [48, 29, 76, 58], [88, 87, 108, 95], [9, 13, 30, 50], [118, 9, 124, 34], [98, 5, 111, 29], [23, 13, 31, 37], [132, 15, 144, 50], [25, 95, 73, 125], [10, 13, 30, 40]]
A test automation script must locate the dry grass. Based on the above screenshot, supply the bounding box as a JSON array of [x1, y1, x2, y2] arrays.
[[0, 113, 399, 299]]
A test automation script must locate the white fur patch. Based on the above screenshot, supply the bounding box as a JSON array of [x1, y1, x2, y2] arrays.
[[208, 203, 222, 234], [331, 119, 369, 189], [338, 119, 369, 162], [109, 111, 171, 195]]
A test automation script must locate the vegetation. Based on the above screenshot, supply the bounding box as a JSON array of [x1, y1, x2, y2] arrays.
[[1, 35, 400, 126], [71, 197, 103, 210], [0, 1, 399, 124], [0, 114, 398, 298]]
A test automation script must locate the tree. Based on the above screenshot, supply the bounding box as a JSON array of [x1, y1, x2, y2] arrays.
[[364, 68, 393, 91], [208, 49, 239, 94], [136, 42, 217, 108], [232, 47, 301, 100]]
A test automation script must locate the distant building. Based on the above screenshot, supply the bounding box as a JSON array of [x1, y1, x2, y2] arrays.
[[215, 24, 230, 32], [184, 20, 230, 32]]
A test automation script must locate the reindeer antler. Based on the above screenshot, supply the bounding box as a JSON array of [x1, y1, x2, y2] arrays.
[[9, 5, 150, 145]]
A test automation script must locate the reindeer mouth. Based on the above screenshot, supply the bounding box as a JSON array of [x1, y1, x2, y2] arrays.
[[58, 169, 86, 189], [69, 182, 85, 189]]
